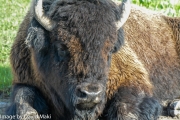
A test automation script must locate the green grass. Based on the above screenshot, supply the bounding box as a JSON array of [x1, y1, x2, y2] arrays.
[[0, 0, 30, 91], [0, 0, 180, 92], [0, 64, 12, 93], [131, 0, 180, 16]]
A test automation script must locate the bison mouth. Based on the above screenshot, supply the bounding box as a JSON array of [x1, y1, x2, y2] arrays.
[[73, 95, 105, 120], [76, 102, 97, 110], [74, 96, 102, 119], [72, 93, 105, 120]]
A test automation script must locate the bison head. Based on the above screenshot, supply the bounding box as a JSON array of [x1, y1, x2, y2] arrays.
[[26, 0, 131, 119]]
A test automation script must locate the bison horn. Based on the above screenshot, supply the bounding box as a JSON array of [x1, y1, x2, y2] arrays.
[[116, 0, 131, 30], [33, 0, 55, 31]]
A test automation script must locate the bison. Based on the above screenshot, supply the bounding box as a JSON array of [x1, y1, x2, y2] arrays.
[[5, 0, 180, 119]]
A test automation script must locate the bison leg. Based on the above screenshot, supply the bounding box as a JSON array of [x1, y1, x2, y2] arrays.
[[168, 99, 180, 117], [6, 84, 49, 120], [138, 97, 162, 119], [106, 87, 161, 120]]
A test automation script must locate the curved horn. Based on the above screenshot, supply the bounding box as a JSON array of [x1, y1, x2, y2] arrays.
[[33, 0, 55, 31], [116, 0, 131, 30]]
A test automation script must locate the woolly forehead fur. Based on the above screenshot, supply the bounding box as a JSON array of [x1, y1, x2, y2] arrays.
[[38, 0, 120, 78]]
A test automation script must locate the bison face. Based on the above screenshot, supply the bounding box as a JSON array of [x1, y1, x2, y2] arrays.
[[26, 0, 130, 119]]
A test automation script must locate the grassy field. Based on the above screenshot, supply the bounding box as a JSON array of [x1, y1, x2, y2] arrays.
[[0, 0, 30, 92], [132, 0, 180, 16], [0, 0, 180, 93]]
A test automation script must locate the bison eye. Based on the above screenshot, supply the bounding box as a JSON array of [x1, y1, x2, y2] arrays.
[[57, 47, 67, 57], [60, 16, 68, 21], [54, 43, 68, 62]]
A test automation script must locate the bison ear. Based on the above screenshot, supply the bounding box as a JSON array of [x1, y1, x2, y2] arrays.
[[112, 27, 124, 53], [25, 18, 49, 52]]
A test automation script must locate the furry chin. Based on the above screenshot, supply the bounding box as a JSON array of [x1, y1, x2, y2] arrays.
[[73, 108, 99, 120]]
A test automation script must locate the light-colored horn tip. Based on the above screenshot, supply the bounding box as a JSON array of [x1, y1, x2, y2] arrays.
[[116, 0, 131, 30], [34, 0, 55, 31]]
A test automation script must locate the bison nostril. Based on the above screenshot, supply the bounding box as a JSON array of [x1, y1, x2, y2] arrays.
[[76, 88, 87, 98]]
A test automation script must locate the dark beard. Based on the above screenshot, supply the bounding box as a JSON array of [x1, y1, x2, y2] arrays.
[[73, 108, 99, 120]]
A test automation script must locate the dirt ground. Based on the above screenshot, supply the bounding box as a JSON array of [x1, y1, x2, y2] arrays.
[[158, 116, 180, 120]]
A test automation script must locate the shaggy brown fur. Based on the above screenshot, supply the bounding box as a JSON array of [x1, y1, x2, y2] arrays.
[[122, 5, 180, 102], [108, 41, 153, 98], [8, 1, 180, 120]]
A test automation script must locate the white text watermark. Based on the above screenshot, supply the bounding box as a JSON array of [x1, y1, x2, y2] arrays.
[[0, 114, 51, 119]]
